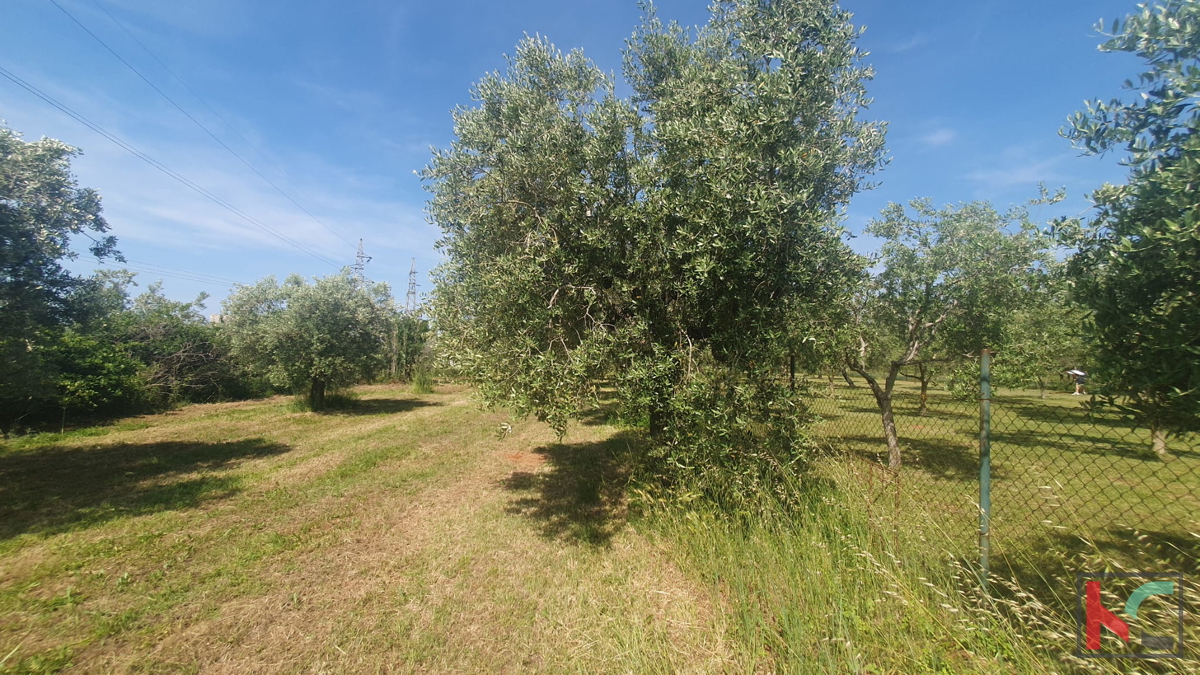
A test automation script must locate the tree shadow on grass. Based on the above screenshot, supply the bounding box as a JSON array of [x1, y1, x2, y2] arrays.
[[904, 437, 986, 480], [324, 398, 440, 417], [992, 428, 1200, 464], [498, 432, 638, 547], [836, 435, 996, 482], [1004, 398, 1133, 430], [576, 398, 622, 427], [0, 438, 290, 541]]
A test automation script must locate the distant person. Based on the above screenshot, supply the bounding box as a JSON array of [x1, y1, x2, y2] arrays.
[[1067, 369, 1087, 395]]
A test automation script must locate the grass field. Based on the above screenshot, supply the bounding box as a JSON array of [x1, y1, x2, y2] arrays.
[[0, 382, 1196, 672], [809, 376, 1199, 562], [809, 376, 1199, 668], [0, 385, 738, 673]]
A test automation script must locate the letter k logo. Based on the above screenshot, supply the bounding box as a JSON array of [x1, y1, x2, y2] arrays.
[[1086, 580, 1130, 649]]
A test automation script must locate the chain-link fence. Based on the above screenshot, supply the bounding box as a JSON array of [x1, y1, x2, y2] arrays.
[[807, 368, 1200, 575]]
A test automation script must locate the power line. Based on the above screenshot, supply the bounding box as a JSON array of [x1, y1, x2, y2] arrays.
[[85, 0, 355, 247], [0, 65, 340, 267], [98, 260, 238, 288], [50, 0, 358, 251], [124, 259, 242, 286]]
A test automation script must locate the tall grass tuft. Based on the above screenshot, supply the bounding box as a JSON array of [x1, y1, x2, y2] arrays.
[[631, 456, 1190, 673], [411, 361, 434, 394]]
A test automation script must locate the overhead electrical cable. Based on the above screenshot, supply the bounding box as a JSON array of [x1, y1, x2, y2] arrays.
[[78, 217, 249, 288], [84, 0, 359, 252], [52, 0, 359, 251], [124, 259, 243, 286], [0, 66, 340, 267], [97, 260, 238, 288], [103, 260, 238, 285]]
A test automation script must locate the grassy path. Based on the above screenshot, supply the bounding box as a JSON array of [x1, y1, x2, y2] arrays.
[[10, 383, 1185, 673], [0, 385, 732, 673]]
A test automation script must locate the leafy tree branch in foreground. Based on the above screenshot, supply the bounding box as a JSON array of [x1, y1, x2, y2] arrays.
[[1061, 0, 1200, 457]]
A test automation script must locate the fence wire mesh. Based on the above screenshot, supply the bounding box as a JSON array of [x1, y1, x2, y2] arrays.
[[808, 373, 981, 556], [807, 371, 1200, 574]]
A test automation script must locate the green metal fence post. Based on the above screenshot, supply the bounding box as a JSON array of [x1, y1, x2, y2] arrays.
[[979, 348, 992, 593]]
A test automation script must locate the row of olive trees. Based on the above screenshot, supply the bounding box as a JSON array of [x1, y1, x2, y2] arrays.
[[841, 0, 1200, 465], [0, 123, 425, 433], [424, 0, 1199, 480]]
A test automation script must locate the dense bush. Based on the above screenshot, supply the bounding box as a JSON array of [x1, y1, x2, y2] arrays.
[[119, 283, 261, 407], [2, 273, 265, 434], [1, 125, 120, 434]]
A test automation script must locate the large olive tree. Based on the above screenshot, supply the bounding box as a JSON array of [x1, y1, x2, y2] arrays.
[[424, 0, 885, 484]]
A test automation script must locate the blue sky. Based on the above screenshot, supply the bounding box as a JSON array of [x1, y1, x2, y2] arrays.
[[2, 0, 1145, 308]]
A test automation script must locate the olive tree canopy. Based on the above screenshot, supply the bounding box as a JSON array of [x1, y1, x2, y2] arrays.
[[1061, 0, 1200, 454], [847, 198, 1052, 469], [423, 0, 885, 485], [222, 272, 389, 410], [1, 125, 120, 428]]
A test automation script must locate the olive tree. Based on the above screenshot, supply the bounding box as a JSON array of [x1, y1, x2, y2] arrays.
[[848, 198, 1052, 469], [424, 0, 884, 486], [1, 125, 121, 433], [222, 272, 389, 410], [991, 281, 1087, 397], [1061, 0, 1200, 456]]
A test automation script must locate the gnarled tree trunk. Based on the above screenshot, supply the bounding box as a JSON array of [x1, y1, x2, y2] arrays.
[[841, 369, 858, 388]]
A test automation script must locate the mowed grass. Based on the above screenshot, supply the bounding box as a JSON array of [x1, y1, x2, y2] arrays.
[[0, 385, 731, 673], [810, 377, 1200, 559], [808, 376, 1200, 669], [1, 381, 1195, 673]]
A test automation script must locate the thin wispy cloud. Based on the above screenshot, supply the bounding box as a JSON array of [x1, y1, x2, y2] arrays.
[[1, 74, 437, 278], [919, 128, 956, 148], [9, 0, 1135, 305], [880, 32, 930, 54], [98, 0, 253, 39], [291, 77, 390, 115], [965, 148, 1069, 195]]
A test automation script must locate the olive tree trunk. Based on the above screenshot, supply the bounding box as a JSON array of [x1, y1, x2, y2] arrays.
[[309, 378, 327, 411], [851, 363, 904, 470], [1151, 423, 1173, 462], [916, 362, 930, 416], [841, 369, 858, 388]]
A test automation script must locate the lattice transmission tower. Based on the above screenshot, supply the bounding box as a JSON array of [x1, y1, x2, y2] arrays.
[[351, 239, 372, 281], [405, 258, 418, 314]]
